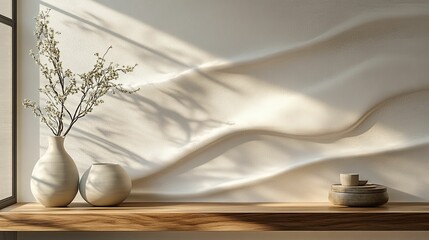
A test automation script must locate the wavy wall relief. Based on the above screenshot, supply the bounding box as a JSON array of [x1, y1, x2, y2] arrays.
[[37, 0, 429, 202]]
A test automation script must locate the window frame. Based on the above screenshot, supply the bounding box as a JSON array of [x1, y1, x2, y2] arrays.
[[0, 0, 17, 209]]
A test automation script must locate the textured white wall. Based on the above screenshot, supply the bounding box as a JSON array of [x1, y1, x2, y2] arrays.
[[17, 0, 429, 239]]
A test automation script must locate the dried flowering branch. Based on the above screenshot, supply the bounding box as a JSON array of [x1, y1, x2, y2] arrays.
[[23, 9, 139, 136]]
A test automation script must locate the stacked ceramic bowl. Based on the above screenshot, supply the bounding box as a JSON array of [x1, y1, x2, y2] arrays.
[[329, 173, 388, 207]]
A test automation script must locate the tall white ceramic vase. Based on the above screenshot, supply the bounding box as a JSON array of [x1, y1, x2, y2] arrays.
[[31, 136, 79, 207]]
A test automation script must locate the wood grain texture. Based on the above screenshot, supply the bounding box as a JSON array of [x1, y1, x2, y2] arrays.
[[1, 202, 429, 231]]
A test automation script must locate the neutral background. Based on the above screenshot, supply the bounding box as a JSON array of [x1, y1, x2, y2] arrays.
[[17, 0, 429, 239]]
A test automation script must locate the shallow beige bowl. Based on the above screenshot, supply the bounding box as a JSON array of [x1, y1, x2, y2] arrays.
[[358, 180, 368, 186]]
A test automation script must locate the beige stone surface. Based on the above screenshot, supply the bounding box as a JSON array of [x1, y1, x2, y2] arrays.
[[329, 184, 389, 207]]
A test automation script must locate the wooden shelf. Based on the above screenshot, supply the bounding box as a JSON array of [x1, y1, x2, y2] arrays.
[[1, 202, 429, 231]]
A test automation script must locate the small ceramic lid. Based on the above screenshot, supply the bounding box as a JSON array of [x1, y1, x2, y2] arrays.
[[331, 184, 387, 194]]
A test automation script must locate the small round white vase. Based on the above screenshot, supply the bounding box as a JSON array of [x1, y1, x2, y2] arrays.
[[79, 163, 132, 206], [31, 136, 79, 207]]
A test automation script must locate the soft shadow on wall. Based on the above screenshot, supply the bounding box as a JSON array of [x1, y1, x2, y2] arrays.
[[33, 0, 429, 202]]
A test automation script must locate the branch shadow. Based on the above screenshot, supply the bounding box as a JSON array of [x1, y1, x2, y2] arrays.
[[40, 1, 240, 93]]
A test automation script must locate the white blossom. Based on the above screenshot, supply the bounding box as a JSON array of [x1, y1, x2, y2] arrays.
[[23, 9, 139, 136]]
